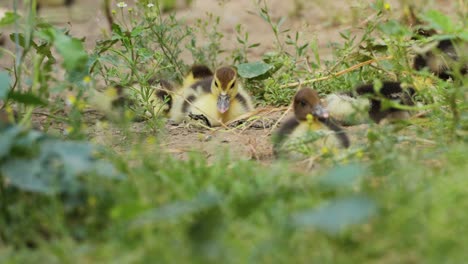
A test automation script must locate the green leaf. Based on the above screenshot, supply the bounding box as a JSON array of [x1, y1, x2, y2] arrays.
[[319, 163, 367, 189], [54, 32, 89, 73], [0, 71, 11, 100], [460, 30, 468, 41], [0, 126, 22, 159], [0, 12, 20, 26], [8, 91, 47, 106], [422, 10, 454, 33], [40, 140, 95, 176], [1, 158, 57, 194], [378, 20, 409, 36], [237, 61, 273, 79], [291, 196, 377, 235]]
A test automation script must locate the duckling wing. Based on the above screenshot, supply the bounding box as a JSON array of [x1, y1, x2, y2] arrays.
[[273, 117, 300, 145], [169, 78, 212, 123], [320, 118, 350, 148], [324, 93, 369, 125]]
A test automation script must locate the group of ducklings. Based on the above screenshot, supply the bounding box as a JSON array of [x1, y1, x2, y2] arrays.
[[102, 26, 465, 158]]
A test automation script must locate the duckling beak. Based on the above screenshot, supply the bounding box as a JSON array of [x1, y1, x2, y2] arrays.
[[217, 94, 230, 114], [312, 105, 329, 119]]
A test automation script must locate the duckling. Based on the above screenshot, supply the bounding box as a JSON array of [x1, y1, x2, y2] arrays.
[[402, 5, 467, 80], [141, 77, 174, 116], [182, 64, 214, 89], [170, 66, 254, 127], [274, 88, 350, 157], [355, 82, 416, 124], [89, 77, 174, 121], [324, 82, 417, 125], [413, 37, 467, 80]]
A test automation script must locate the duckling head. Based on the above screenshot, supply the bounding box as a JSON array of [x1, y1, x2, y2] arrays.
[[191, 64, 213, 79], [211, 66, 238, 114], [293, 88, 329, 122]]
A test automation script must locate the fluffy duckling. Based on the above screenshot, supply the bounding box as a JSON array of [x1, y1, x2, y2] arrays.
[[324, 82, 416, 125], [170, 66, 254, 127], [274, 88, 350, 156], [413, 37, 467, 80], [355, 82, 416, 123], [182, 64, 214, 89], [89, 78, 174, 121]]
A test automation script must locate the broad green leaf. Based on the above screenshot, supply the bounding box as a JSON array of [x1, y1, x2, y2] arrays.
[[9, 33, 35, 49], [36, 27, 56, 43], [319, 163, 367, 189], [0, 12, 20, 26], [12, 130, 43, 157], [378, 20, 409, 36], [460, 31, 468, 41], [2, 158, 57, 194], [0, 126, 22, 158], [237, 61, 273, 79], [0, 71, 11, 99], [291, 196, 377, 235], [54, 32, 89, 73], [40, 140, 95, 176], [8, 91, 47, 106], [93, 160, 126, 179], [422, 10, 454, 33]]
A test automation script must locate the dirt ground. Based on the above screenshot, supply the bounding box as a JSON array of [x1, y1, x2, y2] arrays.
[[0, 0, 461, 165]]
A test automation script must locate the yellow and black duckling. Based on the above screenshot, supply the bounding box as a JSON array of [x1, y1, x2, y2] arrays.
[[170, 65, 254, 127], [182, 64, 214, 89], [403, 5, 467, 80], [274, 88, 350, 157], [324, 82, 416, 125], [89, 77, 174, 121], [412, 34, 467, 80]]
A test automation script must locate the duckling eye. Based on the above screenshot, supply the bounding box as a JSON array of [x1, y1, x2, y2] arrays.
[[299, 100, 307, 107], [215, 82, 219, 88], [229, 81, 236, 89]]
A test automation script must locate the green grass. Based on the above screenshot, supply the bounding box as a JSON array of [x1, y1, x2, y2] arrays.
[[1, 0, 468, 263]]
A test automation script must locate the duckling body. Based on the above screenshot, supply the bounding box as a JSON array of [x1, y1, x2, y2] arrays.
[[89, 77, 174, 121], [181, 64, 213, 89], [411, 24, 467, 80], [170, 66, 254, 127], [274, 88, 350, 157], [324, 82, 416, 125]]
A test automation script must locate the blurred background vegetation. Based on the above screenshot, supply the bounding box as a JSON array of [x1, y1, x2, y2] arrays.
[[0, 0, 467, 263]]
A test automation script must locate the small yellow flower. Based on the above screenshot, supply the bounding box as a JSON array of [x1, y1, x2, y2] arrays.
[[66, 95, 77, 107], [384, 2, 391, 11], [5, 105, 13, 114], [321, 146, 329, 154], [356, 150, 364, 159], [128, 7, 133, 12], [64, 126, 74, 135], [83, 75, 92, 84], [116, 2, 127, 8], [112, 9, 116, 15]]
